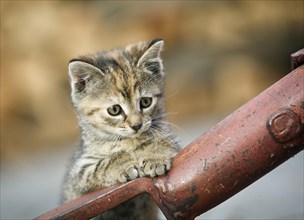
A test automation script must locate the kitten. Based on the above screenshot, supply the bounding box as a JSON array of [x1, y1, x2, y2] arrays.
[[63, 39, 179, 219]]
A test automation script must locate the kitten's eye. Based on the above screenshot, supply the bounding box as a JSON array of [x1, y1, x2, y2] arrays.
[[107, 105, 122, 116], [140, 97, 152, 109]]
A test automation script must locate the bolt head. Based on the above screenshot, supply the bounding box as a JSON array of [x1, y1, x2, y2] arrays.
[[267, 109, 302, 143]]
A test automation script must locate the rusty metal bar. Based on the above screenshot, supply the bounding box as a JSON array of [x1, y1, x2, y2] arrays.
[[37, 49, 304, 220]]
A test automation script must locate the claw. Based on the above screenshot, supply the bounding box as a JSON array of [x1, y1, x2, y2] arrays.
[[139, 156, 173, 178]]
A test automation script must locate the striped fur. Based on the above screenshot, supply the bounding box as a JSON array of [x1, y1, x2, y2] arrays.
[[63, 39, 179, 219]]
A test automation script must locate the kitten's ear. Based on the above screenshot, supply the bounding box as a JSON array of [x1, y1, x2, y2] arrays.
[[68, 60, 104, 92], [137, 39, 164, 75]]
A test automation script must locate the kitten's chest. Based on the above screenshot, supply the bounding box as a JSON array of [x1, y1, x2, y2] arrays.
[[95, 137, 149, 155]]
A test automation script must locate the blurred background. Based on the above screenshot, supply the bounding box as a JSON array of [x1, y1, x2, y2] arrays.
[[1, 1, 303, 219]]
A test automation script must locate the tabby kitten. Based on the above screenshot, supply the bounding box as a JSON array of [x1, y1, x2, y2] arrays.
[[63, 39, 179, 219]]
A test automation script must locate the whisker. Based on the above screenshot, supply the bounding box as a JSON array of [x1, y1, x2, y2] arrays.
[[156, 131, 177, 148], [156, 121, 190, 140], [149, 126, 177, 147], [74, 124, 80, 132], [152, 112, 179, 121], [163, 91, 180, 100]]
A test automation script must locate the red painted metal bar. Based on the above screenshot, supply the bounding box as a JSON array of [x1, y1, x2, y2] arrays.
[[37, 49, 304, 220]]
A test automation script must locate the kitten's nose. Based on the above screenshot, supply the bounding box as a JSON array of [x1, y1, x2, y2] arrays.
[[131, 123, 142, 132]]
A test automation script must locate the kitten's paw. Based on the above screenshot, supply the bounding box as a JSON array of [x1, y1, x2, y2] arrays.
[[117, 165, 139, 183], [139, 157, 172, 178]]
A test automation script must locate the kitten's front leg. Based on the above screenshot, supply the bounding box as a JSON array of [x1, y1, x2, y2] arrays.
[[101, 152, 141, 185], [139, 155, 173, 177], [137, 141, 178, 178], [71, 153, 139, 194], [114, 158, 140, 183]]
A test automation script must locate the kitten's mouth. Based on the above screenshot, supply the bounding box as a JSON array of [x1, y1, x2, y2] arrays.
[[131, 132, 141, 138], [129, 125, 149, 138], [131, 128, 144, 137], [117, 122, 151, 138], [116, 129, 142, 138]]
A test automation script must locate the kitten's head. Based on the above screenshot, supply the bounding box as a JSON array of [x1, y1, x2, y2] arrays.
[[69, 39, 166, 138]]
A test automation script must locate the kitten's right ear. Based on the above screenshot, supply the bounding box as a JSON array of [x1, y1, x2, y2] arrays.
[[137, 39, 164, 65], [137, 39, 164, 75], [68, 60, 104, 92]]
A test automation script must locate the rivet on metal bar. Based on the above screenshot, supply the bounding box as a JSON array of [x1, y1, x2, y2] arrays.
[[267, 108, 302, 143]]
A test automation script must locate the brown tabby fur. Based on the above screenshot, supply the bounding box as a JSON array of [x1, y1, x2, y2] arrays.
[[63, 39, 179, 219]]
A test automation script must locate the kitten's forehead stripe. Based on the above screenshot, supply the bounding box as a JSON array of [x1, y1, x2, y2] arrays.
[[106, 54, 142, 105], [120, 89, 132, 103], [121, 90, 128, 99], [133, 81, 140, 94]]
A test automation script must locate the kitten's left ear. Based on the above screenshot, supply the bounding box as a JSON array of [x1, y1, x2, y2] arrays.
[[137, 39, 164, 74], [68, 60, 104, 93]]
